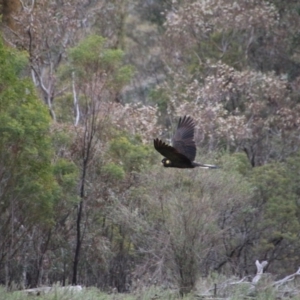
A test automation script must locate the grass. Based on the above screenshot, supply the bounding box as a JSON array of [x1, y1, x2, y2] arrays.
[[0, 285, 183, 300], [0, 280, 299, 300]]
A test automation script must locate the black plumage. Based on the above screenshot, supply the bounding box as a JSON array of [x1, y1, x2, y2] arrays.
[[154, 116, 219, 169]]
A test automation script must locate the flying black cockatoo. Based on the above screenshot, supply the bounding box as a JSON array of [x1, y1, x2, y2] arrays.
[[154, 116, 219, 169]]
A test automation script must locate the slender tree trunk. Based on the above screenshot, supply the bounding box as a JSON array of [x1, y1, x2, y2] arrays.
[[72, 72, 80, 126], [72, 86, 97, 285], [72, 159, 87, 285]]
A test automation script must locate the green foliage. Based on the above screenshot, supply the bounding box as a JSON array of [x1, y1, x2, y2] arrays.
[[69, 34, 106, 67], [136, 0, 173, 27], [250, 162, 300, 253], [108, 135, 152, 172], [183, 30, 246, 75], [0, 42, 26, 85], [50, 125, 80, 203], [102, 163, 125, 181], [53, 93, 76, 123], [221, 152, 252, 176], [53, 159, 78, 190], [210, 31, 245, 68], [68, 34, 133, 86], [101, 48, 123, 66], [112, 65, 134, 90], [286, 152, 300, 197], [4, 49, 28, 76], [149, 88, 169, 115], [0, 37, 60, 224], [51, 124, 75, 151]]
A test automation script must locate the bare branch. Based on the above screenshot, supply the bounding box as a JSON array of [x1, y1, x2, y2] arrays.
[[252, 260, 268, 284]]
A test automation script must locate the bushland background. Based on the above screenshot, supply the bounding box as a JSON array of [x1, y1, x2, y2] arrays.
[[1, 0, 300, 297]]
